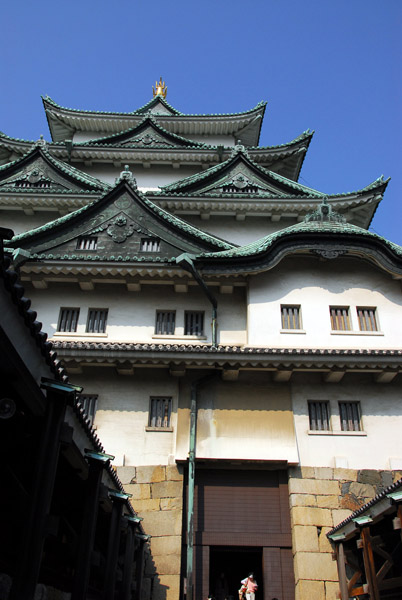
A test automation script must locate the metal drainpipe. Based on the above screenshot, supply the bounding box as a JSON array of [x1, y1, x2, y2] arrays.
[[176, 253, 218, 348], [186, 372, 218, 600]]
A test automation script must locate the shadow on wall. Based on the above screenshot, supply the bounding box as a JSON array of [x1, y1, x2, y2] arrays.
[[143, 549, 169, 600]]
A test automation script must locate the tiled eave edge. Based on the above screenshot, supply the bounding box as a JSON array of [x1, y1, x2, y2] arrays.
[[327, 477, 402, 541], [0, 191, 102, 210], [0, 257, 137, 512], [50, 340, 402, 370], [19, 262, 210, 278]]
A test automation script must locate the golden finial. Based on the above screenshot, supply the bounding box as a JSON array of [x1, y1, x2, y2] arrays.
[[152, 77, 167, 99]]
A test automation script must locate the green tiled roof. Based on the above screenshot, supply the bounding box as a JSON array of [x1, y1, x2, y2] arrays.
[[157, 147, 325, 197], [198, 217, 402, 260], [0, 144, 110, 192], [43, 95, 267, 119], [11, 179, 234, 251]]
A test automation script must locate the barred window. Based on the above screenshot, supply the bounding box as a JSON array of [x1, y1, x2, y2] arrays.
[[339, 402, 361, 432], [357, 307, 378, 332], [76, 236, 98, 250], [155, 311, 175, 335], [58, 307, 79, 332], [308, 401, 331, 431], [330, 307, 351, 331], [281, 305, 301, 329], [149, 397, 172, 428], [185, 311, 204, 336], [77, 394, 98, 427], [86, 309, 108, 333], [141, 238, 160, 252]]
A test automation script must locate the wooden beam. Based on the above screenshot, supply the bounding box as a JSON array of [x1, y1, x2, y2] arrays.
[[273, 370, 292, 382], [336, 543, 349, 600], [374, 371, 398, 384], [361, 526, 380, 600], [323, 370, 345, 383]]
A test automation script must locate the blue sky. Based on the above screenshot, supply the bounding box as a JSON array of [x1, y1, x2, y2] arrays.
[[1, 0, 401, 243]]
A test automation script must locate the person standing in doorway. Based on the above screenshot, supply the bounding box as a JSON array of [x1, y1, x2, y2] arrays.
[[240, 573, 258, 600]]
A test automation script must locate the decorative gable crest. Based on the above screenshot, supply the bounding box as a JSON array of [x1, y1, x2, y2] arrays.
[[305, 198, 346, 224]]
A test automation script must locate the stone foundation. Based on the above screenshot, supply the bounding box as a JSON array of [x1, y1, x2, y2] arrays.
[[289, 467, 402, 600], [117, 464, 184, 600]]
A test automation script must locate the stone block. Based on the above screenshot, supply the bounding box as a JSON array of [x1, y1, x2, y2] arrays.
[[332, 509, 352, 527], [333, 468, 358, 481], [153, 553, 181, 575], [289, 478, 339, 496], [136, 465, 166, 484], [291, 507, 333, 527], [314, 467, 333, 480], [290, 494, 317, 508], [381, 471, 393, 488], [133, 498, 160, 513], [393, 471, 402, 483], [316, 495, 339, 509], [349, 482, 376, 499], [300, 466, 315, 478], [319, 527, 334, 553], [339, 493, 363, 511], [116, 466, 137, 484], [125, 483, 151, 500], [294, 551, 338, 582], [295, 579, 325, 600], [166, 464, 183, 481], [152, 575, 181, 600], [161, 497, 182, 511], [152, 480, 183, 499], [358, 469, 381, 486], [292, 525, 319, 552], [151, 535, 182, 556], [140, 509, 182, 537], [325, 580, 340, 600]]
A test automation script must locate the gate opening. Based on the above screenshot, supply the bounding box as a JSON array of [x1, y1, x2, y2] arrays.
[[209, 546, 263, 600]]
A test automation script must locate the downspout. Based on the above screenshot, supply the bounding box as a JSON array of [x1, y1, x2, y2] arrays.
[[176, 253, 218, 348], [186, 372, 218, 600]]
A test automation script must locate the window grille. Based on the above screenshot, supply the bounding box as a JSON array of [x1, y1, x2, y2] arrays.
[[57, 308, 79, 332], [155, 311, 175, 335], [86, 309, 108, 333], [308, 401, 331, 431], [77, 394, 98, 427], [281, 305, 301, 329], [339, 402, 361, 431], [141, 238, 160, 252], [149, 397, 172, 428], [357, 307, 378, 332], [76, 236, 98, 250], [184, 311, 204, 336], [221, 183, 260, 194], [330, 307, 351, 331], [15, 180, 51, 188]]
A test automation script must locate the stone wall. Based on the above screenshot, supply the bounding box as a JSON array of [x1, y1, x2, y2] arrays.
[[289, 467, 402, 600], [117, 464, 184, 600]]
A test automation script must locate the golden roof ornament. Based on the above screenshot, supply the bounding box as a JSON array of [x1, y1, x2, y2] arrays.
[[152, 77, 167, 99]]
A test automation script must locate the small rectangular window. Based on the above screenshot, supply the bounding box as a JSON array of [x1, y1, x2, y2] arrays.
[[357, 307, 378, 332], [184, 311, 204, 336], [339, 402, 361, 431], [330, 307, 351, 331], [77, 394, 98, 427], [155, 311, 175, 335], [149, 397, 172, 428], [141, 238, 160, 252], [281, 305, 301, 329], [86, 309, 108, 333], [308, 401, 331, 431], [58, 307, 80, 332], [77, 236, 98, 250]]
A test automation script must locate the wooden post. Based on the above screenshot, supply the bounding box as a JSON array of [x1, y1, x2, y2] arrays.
[[361, 527, 380, 600], [103, 491, 129, 599], [336, 543, 349, 600]]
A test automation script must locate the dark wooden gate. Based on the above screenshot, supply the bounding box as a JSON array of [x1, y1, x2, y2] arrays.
[[188, 468, 294, 600]]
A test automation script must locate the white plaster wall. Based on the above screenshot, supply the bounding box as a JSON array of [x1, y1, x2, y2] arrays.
[[248, 258, 402, 349], [27, 283, 247, 346], [73, 368, 178, 466], [183, 215, 293, 246], [292, 379, 402, 470]]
